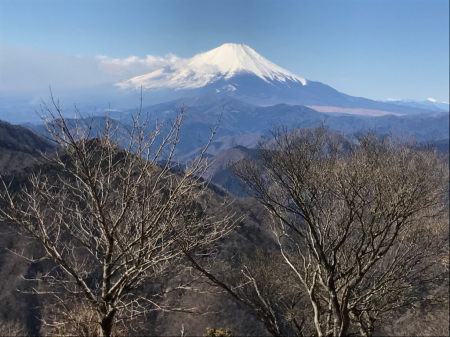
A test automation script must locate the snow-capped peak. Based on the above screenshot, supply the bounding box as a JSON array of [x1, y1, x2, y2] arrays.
[[117, 43, 307, 90], [188, 43, 306, 84]]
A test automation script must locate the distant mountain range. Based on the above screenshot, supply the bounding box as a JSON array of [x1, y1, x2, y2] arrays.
[[21, 96, 449, 163], [1, 43, 448, 169], [116, 43, 445, 116], [1, 43, 448, 126], [384, 98, 449, 113], [134, 97, 449, 158]]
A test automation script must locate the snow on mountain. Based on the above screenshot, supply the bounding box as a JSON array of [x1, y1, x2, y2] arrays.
[[385, 98, 449, 112], [116, 43, 307, 90], [113, 44, 436, 116]]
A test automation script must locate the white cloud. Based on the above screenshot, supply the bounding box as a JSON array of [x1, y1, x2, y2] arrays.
[[97, 53, 188, 78], [0, 44, 199, 114], [0, 43, 188, 94]]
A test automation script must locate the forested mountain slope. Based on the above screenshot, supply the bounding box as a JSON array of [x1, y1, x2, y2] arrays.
[[0, 119, 448, 336], [0, 120, 57, 174]]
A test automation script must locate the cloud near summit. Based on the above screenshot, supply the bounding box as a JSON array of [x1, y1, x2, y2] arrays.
[[0, 43, 188, 94], [97, 53, 188, 78]]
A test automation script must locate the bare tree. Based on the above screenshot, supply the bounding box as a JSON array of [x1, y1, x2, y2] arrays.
[[0, 99, 237, 337], [224, 248, 312, 336], [230, 127, 449, 337], [39, 299, 129, 337], [0, 320, 27, 337]]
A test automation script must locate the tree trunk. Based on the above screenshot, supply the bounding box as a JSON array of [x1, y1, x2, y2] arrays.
[[310, 291, 323, 337], [100, 309, 116, 337]]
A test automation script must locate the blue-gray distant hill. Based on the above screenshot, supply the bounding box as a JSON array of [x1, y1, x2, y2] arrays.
[[22, 98, 449, 162]]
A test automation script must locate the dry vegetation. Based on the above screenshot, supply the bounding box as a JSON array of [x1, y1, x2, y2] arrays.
[[230, 127, 449, 336], [0, 107, 448, 336], [0, 101, 239, 336]]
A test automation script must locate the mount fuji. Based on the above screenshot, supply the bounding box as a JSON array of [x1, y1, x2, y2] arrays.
[[118, 43, 307, 91], [116, 43, 431, 115], [15, 44, 448, 163]]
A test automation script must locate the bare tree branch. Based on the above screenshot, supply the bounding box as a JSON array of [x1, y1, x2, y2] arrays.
[[230, 127, 449, 337], [0, 97, 237, 337]]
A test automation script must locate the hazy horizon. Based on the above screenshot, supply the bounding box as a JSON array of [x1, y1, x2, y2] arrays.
[[0, 0, 448, 105]]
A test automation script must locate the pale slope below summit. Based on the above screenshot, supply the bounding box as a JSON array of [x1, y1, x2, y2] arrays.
[[116, 43, 433, 116]]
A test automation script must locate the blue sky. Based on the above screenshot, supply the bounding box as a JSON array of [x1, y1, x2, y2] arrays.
[[1, 0, 449, 102]]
